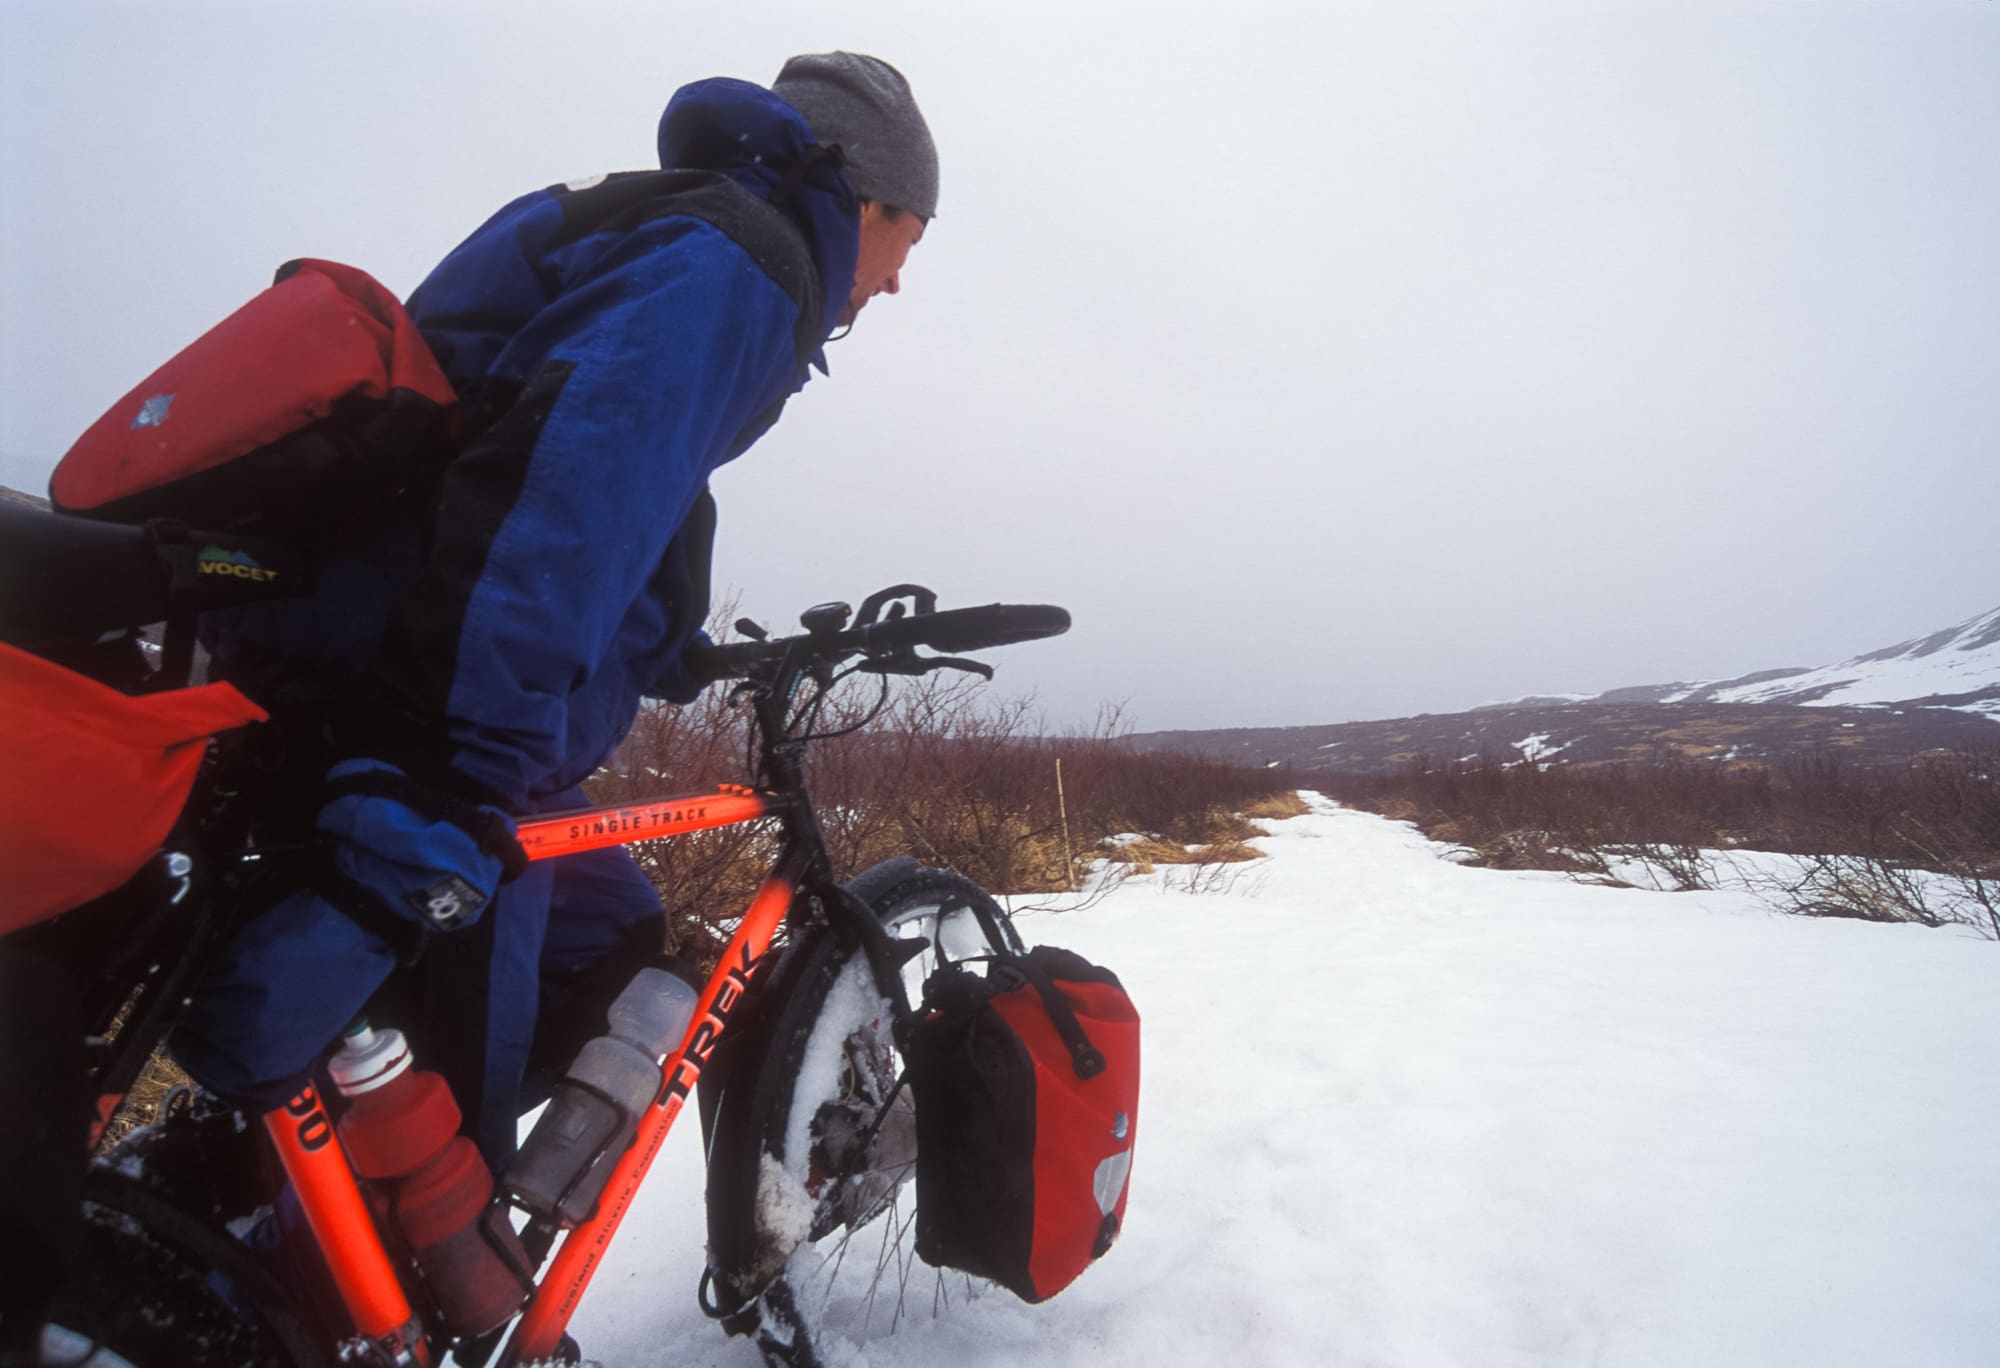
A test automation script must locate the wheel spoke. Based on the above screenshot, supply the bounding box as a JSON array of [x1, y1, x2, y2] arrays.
[[885, 1196, 920, 1333]]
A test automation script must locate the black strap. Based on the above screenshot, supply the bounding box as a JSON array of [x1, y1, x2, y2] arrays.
[[828, 881, 921, 1054], [1005, 953, 1106, 1081], [550, 168, 827, 373], [320, 766, 529, 882], [697, 1267, 759, 1335], [142, 518, 201, 691]]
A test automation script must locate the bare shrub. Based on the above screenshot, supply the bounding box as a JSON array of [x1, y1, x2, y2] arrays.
[[1624, 840, 1715, 892], [1472, 830, 1610, 879], [589, 630, 1304, 943], [1158, 858, 1269, 897], [1321, 746, 1998, 934]]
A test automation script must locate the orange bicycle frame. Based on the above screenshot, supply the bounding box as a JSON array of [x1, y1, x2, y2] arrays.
[[265, 1084, 427, 1364], [260, 785, 806, 1365], [502, 855, 804, 1364]]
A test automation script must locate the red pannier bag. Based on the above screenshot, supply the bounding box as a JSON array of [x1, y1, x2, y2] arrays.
[[909, 945, 1140, 1303], [0, 642, 266, 933], [49, 258, 458, 543]]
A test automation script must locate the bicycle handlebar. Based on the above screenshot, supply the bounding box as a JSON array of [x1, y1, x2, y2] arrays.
[[683, 601, 1070, 683]]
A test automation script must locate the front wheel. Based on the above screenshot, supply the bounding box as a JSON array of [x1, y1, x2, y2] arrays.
[[702, 864, 1020, 1368]]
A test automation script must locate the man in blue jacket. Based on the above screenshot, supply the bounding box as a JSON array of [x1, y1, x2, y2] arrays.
[[173, 52, 937, 1163]]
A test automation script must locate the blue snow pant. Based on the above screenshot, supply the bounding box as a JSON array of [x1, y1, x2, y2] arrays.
[[173, 793, 662, 1165]]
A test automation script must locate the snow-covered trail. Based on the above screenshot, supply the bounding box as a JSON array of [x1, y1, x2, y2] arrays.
[[571, 797, 2000, 1367]]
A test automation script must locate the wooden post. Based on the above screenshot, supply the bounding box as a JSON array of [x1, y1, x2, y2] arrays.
[[1056, 757, 1076, 893]]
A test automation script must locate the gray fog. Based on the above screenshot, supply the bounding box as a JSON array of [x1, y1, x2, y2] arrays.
[[4, 1, 1995, 731]]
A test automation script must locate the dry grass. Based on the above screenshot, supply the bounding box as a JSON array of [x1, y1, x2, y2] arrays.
[[1188, 839, 1266, 864], [1156, 808, 1268, 845], [1373, 797, 1422, 822], [98, 1048, 193, 1150], [1099, 800, 1286, 873], [1100, 835, 1205, 873], [1428, 818, 1468, 845], [1240, 792, 1312, 821]]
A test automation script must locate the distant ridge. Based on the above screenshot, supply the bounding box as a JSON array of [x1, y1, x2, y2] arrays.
[[1128, 605, 2000, 775], [1480, 605, 2000, 723]]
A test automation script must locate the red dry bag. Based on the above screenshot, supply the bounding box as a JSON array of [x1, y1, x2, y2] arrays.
[[49, 258, 458, 544], [909, 945, 1141, 1303], [0, 642, 266, 932]]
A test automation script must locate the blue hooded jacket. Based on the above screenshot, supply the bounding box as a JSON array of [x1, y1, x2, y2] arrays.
[[205, 79, 859, 810]]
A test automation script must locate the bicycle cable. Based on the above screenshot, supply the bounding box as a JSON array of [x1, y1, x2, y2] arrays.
[[794, 664, 892, 744]]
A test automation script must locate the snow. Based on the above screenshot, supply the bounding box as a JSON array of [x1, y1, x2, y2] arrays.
[[1511, 731, 1572, 763], [1472, 692, 1596, 710], [566, 796, 2000, 1368]]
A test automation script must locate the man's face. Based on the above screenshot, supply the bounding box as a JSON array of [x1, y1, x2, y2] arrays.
[[842, 201, 926, 328]]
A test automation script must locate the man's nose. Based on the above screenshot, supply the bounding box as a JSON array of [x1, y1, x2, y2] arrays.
[[880, 270, 900, 297]]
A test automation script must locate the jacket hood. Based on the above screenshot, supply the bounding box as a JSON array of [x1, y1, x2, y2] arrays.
[[658, 78, 858, 347]]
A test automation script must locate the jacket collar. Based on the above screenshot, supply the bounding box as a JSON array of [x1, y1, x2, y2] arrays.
[[658, 78, 860, 351]]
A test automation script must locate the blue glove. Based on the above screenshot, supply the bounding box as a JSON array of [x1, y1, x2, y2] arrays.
[[317, 758, 521, 934], [645, 627, 718, 704]]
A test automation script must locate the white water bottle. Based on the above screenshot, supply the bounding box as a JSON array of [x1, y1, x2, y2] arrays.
[[504, 967, 699, 1225]]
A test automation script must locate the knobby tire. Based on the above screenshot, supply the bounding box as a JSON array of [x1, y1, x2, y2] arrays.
[[703, 867, 1020, 1368]]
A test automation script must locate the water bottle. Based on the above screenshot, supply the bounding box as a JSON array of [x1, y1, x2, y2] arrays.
[[330, 1021, 529, 1337], [505, 967, 699, 1226]]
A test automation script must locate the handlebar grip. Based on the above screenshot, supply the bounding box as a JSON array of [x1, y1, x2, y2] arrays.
[[680, 638, 779, 684], [855, 603, 1071, 654]]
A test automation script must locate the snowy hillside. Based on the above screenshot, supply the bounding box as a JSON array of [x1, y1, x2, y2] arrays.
[[565, 797, 2000, 1368], [1524, 605, 2000, 721], [1694, 605, 2000, 717]]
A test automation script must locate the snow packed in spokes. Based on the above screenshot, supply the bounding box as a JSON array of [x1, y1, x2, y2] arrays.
[[570, 795, 2000, 1367]]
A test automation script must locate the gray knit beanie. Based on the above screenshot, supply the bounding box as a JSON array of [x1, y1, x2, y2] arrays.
[[772, 52, 939, 220]]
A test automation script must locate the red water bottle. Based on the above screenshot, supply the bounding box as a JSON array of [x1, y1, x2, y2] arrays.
[[329, 1021, 529, 1338]]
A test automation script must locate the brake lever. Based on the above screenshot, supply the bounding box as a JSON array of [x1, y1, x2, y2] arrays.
[[857, 652, 928, 677], [857, 652, 994, 680], [924, 655, 994, 680]]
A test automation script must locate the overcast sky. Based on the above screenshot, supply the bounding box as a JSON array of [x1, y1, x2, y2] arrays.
[[3, 1, 1995, 731]]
